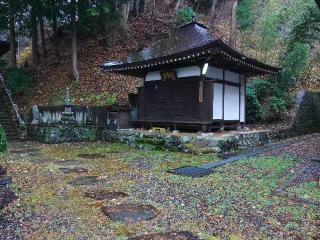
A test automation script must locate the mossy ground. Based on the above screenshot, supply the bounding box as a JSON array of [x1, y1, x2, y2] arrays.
[[1, 141, 319, 239]]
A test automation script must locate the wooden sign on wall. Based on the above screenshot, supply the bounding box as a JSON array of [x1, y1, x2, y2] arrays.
[[160, 70, 177, 81]]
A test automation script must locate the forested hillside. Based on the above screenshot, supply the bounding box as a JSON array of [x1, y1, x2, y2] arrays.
[[1, 0, 320, 123]]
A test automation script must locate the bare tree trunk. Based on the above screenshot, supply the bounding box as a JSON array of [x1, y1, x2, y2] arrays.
[[175, 0, 186, 10], [134, 0, 141, 16], [39, 16, 47, 58], [8, 6, 17, 68], [208, 0, 218, 27], [121, 2, 130, 29], [230, 0, 238, 49], [31, 2, 39, 65], [51, 0, 59, 60], [71, 0, 79, 82]]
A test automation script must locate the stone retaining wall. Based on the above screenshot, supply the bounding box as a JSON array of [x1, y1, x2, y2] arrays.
[[28, 125, 98, 144], [102, 129, 276, 153]]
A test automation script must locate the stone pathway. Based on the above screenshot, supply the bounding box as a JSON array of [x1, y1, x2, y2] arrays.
[[59, 167, 88, 174], [77, 153, 106, 159], [55, 160, 82, 165], [84, 190, 128, 201], [170, 134, 320, 177], [68, 176, 101, 186], [101, 204, 158, 224], [128, 231, 199, 240]]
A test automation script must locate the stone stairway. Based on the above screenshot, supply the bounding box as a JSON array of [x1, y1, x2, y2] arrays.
[[0, 89, 20, 141]]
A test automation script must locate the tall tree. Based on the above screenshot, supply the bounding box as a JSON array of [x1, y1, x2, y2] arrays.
[[71, 0, 79, 82], [121, 2, 130, 29], [8, 0, 17, 68], [316, 0, 320, 10], [50, 0, 59, 60], [230, 0, 238, 49], [30, 0, 39, 64], [175, 0, 187, 10], [39, 2, 47, 58]]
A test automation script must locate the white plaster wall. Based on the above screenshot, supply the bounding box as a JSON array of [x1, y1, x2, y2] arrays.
[[225, 70, 240, 83], [240, 75, 245, 123], [177, 66, 201, 78], [145, 71, 161, 81], [206, 66, 223, 80], [224, 85, 240, 121], [213, 83, 223, 120], [145, 66, 201, 81]]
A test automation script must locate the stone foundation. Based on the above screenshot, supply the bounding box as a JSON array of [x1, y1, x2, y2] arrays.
[[28, 125, 98, 144], [102, 129, 279, 153]]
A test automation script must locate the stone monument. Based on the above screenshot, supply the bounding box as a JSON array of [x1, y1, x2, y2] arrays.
[[61, 88, 75, 125]]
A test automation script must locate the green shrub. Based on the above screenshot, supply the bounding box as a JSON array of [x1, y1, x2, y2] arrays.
[[267, 96, 287, 120], [246, 85, 264, 123], [0, 125, 7, 153], [246, 79, 294, 123], [176, 7, 197, 25], [5, 68, 33, 95], [281, 42, 310, 88]]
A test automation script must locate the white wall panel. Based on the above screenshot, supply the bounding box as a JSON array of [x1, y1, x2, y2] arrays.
[[240, 75, 245, 123], [224, 85, 240, 120], [206, 66, 223, 80], [145, 71, 161, 81], [213, 83, 223, 120], [145, 66, 201, 81], [177, 66, 201, 78], [225, 70, 240, 83]]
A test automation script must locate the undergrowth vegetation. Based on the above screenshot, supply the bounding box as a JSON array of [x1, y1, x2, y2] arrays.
[[4, 68, 33, 95], [0, 124, 7, 153]]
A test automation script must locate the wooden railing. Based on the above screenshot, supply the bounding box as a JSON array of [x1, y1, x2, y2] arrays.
[[0, 73, 26, 130]]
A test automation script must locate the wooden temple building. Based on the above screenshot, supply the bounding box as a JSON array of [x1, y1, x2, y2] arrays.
[[102, 22, 281, 131]]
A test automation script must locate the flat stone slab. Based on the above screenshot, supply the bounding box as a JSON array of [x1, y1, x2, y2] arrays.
[[0, 165, 7, 175], [0, 176, 12, 186], [10, 149, 40, 157], [69, 176, 101, 186], [311, 157, 320, 163], [30, 158, 54, 164], [54, 160, 82, 166], [128, 232, 199, 240], [101, 204, 158, 223], [84, 190, 128, 201], [59, 167, 88, 174], [77, 154, 106, 159]]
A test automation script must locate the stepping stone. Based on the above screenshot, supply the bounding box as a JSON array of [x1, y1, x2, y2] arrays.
[[77, 154, 106, 159], [0, 176, 12, 186], [69, 176, 101, 186], [30, 158, 54, 164], [128, 232, 199, 240], [54, 160, 82, 166], [0, 165, 7, 176], [0, 187, 17, 210], [84, 190, 128, 201], [60, 167, 88, 174], [311, 157, 320, 163], [101, 204, 158, 223], [10, 149, 40, 157]]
